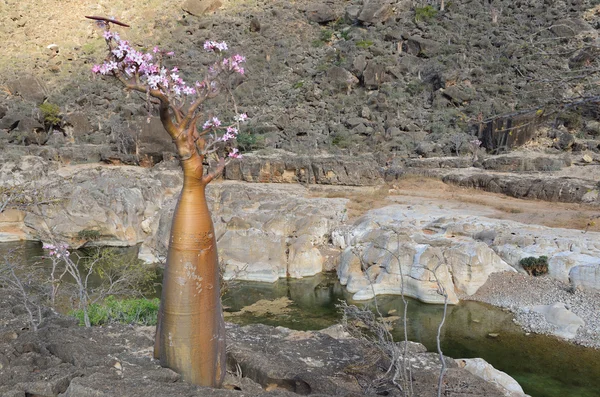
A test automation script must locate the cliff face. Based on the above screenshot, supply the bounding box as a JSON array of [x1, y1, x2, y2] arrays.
[[1, 0, 599, 162]]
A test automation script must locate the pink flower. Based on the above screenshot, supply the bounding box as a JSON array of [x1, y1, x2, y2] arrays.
[[204, 40, 228, 52], [234, 113, 248, 122], [228, 148, 242, 159], [226, 126, 238, 135], [182, 86, 196, 95], [153, 46, 160, 53], [91, 64, 101, 74], [221, 132, 235, 142]]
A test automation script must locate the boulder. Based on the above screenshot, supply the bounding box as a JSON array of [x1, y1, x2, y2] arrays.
[[181, 0, 222, 16], [6, 77, 46, 103], [530, 302, 585, 340], [325, 66, 359, 93], [357, 0, 393, 25], [306, 4, 339, 23], [444, 242, 515, 296], [362, 62, 388, 89], [63, 112, 92, 140], [457, 358, 528, 397], [404, 36, 442, 58], [569, 264, 600, 291], [548, 253, 599, 283], [287, 235, 324, 278]]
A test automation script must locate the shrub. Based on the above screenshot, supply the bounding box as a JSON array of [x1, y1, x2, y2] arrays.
[[77, 229, 102, 241], [38, 102, 61, 129], [70, 296, 160, 326], [236, 131, 265, 152], [519, 256, 549, 277], [415, 6, 438, 22], [356, 40, 374, 49], [320, 29, 333, 43]]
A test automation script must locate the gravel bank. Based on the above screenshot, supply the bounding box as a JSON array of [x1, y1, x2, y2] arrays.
[[461, 272, 600, 349]]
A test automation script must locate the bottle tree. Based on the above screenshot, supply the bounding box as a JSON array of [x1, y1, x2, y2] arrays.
[[87, 16, 247, 387]]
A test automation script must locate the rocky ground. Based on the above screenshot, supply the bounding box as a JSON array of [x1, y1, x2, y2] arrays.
[[463, 272, 600, 349], [0, 0, 599, 162], [0, 294, 523, 397]]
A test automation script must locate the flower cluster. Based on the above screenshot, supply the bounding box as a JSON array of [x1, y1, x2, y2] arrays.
[[470, 139, 482, 148], [200, 114, 248, 159], [203, 41, 228, 52], [90, 20, 248, 162], [92, 34, 245, 101], [43, 243, 70, 259]]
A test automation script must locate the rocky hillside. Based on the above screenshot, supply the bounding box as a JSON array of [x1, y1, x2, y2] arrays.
[[1, 0, 599, 164]]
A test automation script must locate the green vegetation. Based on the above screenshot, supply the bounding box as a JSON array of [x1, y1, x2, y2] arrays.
[[355, 40, 374, 49], [312, 29, 334, 47], [38, 102, 61, 129], [77, 229, 102, 241], [320, 29, 333, 42], [292, 80, 304, 89], [519, 256, 549, 277], [406, 80, 427, 96], [331, 131, 355, 148], [70, 296, 160, 326], [557, 110, 583, 131], [414, 5, 438, 22], [236, 131, 265, 152]]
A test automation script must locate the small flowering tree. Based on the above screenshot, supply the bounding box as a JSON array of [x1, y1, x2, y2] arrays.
[[87, 15, 247, 387], [469, 139, 483, 162]]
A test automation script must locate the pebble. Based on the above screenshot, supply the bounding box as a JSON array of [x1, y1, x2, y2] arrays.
[[463, 272, 600, 348]]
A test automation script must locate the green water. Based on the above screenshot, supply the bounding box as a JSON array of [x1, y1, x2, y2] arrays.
[[223, 274, 600, 397], [3, 241, 600, 397]]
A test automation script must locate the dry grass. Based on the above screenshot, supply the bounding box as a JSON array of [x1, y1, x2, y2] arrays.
[[310, 184, 392, 220], [310, 176, 600, 232]]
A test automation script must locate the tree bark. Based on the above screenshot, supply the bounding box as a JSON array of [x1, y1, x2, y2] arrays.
[[154, 152, 226, 387]]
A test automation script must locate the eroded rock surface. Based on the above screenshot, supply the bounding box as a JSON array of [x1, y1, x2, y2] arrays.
[[0, 294, 515, 397], [334, 204, 600, 302]]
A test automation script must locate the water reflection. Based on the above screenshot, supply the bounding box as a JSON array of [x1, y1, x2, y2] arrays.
[[2, 241, 600, 397]]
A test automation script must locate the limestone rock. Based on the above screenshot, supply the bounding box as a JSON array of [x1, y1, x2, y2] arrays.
[[457, 358, 528, 397], [181, 0, 222, 16], [287, 236, 324, 278], [362, 62, 388, 89], [220, 228, 287, 282], [548, 253, 599, 283], [6, 77, 46, 103], [445, 242, 515, 296], [63, 112, 92, 139], [404, 36, 442, 58], [530, 302, 585, 340], [569, 264, 600, 291], [224, 151, 382, 186], [306, 4, 339, 23], [357, 0, 393, 25]]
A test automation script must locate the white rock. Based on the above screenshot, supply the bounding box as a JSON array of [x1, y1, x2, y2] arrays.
[[287, 235, 324, 278], [457, 358, 528, 397], [569, 263, 600, 291], [530, 302, 585, 340], [445, 241, 515, 295]]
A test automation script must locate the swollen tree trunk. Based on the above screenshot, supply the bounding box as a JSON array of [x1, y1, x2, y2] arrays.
[[154, 152, 226, 387]]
